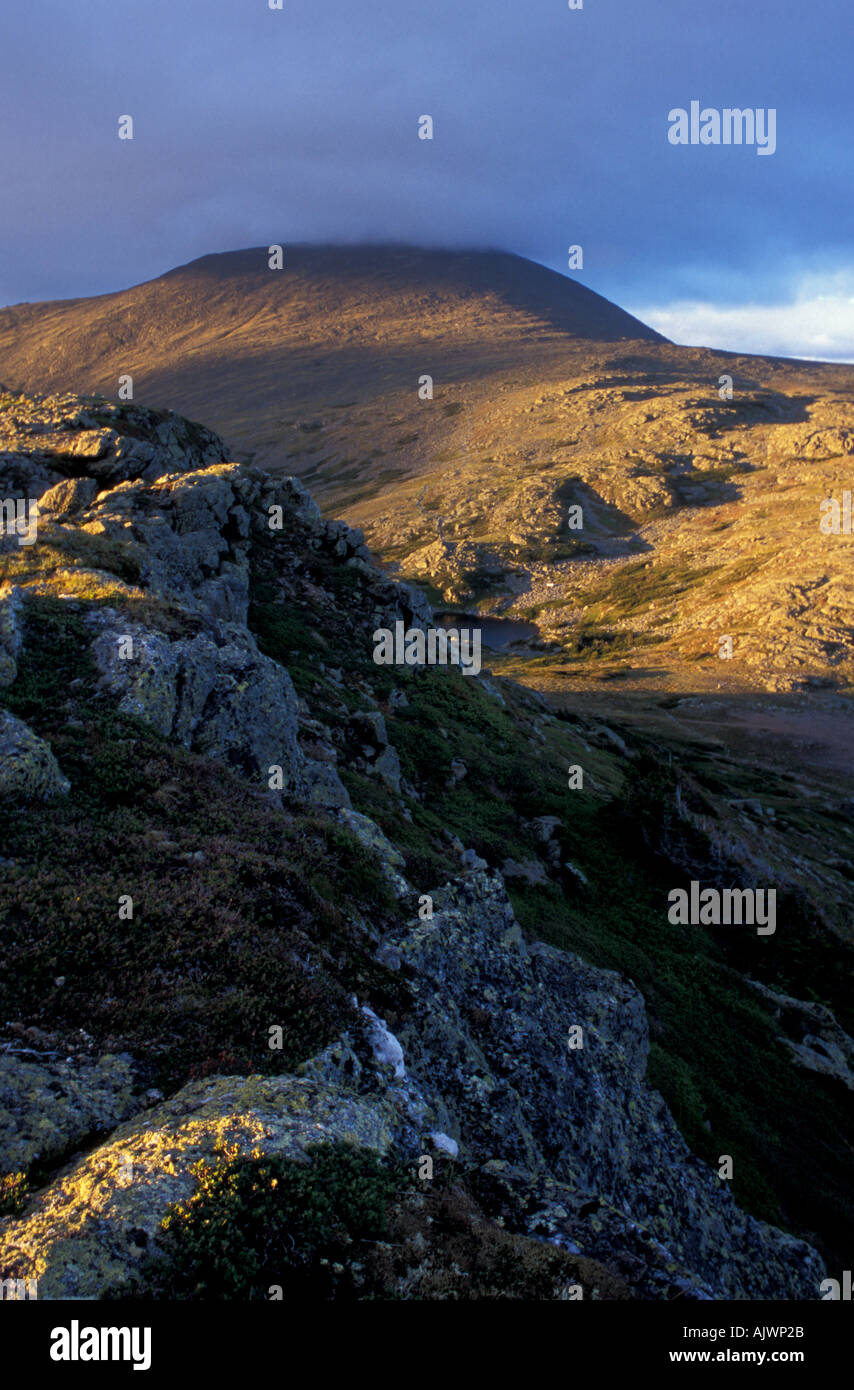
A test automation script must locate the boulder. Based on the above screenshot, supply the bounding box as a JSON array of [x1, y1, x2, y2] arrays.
[[0, 709, 70, 800], [0, 1072, 403, 1299], [86, 611, 304, 791], [371, 744, 402, 795], [350, 710, 388, 746], [335, 808, 405, 870], [501, 857, 549, 886], [0, 1052, 137, 1174], [38, 476, 99, 519], [303, 758, 352, 810], [746, 978, 854, 1093]]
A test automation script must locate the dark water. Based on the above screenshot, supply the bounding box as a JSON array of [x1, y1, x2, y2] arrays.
[[436, 612, 539, 651]]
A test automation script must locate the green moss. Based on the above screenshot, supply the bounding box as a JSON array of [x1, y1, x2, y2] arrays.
[[118, 1141, 404, 1300], [249, 603, 327, 660]]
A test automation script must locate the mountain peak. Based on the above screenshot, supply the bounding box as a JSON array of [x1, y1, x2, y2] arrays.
[[158, 242, 666, 345]]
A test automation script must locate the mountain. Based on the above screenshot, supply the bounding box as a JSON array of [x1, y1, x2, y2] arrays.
[[2, 246, 853, 706], [0, 242, 664, 458], [1, 389, 851, 1299]]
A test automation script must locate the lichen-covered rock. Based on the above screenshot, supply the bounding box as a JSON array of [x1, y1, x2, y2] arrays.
[[303, 757, 352, 809], [386, 872, 825, 1300], [472, 1160, 713, 1300], [371, 743, 402, 795], [267, 475, 325, 534], [0, 393, 230, 505], [0, 1072, 403, 1299], [0, 1052, 137, 1173], [86, 610, 304, 790], [0, 709, 69, 800], [334, 808, 407, 899], [0, 398, 438, 813], [335, 808, 405, 868], [82, 464, 250, 625]]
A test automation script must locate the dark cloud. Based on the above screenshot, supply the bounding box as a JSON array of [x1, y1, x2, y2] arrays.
[[0, 0, 851, 354]]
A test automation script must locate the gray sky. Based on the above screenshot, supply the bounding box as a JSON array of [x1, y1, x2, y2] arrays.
[[1, 0, 852, 357]]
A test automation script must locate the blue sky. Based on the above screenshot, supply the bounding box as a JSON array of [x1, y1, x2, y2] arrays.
[[1, 0, 852, 358]]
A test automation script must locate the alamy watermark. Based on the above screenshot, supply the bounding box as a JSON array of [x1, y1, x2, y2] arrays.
[[820, 491, 853, 534], [668, 103, 776, 156], [50, 1320, 151, 1370], [1, 1275, 38, 1300], [821, 1270, 852, 1300], [1, 498, 38, 547], [668, 882, 776, 935], [373, 621, 481, 676]]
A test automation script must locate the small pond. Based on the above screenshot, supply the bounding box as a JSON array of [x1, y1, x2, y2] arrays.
[[435, 612, 540, 651]]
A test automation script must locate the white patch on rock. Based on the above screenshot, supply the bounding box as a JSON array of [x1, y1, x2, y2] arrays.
[[361, 1004, 406, 1079], [428, 1131, 459, 1158]]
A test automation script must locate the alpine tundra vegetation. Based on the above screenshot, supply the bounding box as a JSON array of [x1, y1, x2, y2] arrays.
[[1, 386, 852, 1301]]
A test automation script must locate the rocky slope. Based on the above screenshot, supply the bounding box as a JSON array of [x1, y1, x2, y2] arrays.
[[1, 391, 851, 1300]]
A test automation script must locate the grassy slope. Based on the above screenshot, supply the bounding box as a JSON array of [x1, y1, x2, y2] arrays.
[[0, 592, 401, 1092]]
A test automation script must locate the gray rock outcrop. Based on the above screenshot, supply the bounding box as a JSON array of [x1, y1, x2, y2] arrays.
[[381, 872, 825, 1301], [87, 610, 304, 791], [0, 709, 69, 801]]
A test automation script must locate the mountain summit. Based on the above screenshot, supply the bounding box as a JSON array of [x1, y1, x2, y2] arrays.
[[0, 243, 663, 460]]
